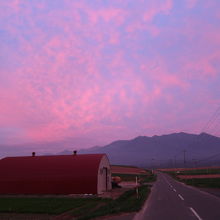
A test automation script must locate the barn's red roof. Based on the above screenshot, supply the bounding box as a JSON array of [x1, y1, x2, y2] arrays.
[[0, 154, 106, 194]]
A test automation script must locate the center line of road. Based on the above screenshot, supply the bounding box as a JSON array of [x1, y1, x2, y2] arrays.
[[190, 207, 203, 220], [178, 194, 184, 200], [162, 175, 173, 188], [166, 180, 172, 187]]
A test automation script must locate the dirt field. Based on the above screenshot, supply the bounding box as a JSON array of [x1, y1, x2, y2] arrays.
[[111, 165, 148, 175], [178, 174, 220, 179], [158, 166, 220, 172]]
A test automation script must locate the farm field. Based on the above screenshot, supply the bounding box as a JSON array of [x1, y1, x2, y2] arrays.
[[162, 167, 220, 189], [159, 166, 220, 172], [178, 174, 220, 179], [180, 178, 220, 189], [111, 165, 148, 175], [111, 165, 156, 184]]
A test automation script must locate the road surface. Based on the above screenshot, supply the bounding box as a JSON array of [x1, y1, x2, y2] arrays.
[[134, 172, 220, 220]]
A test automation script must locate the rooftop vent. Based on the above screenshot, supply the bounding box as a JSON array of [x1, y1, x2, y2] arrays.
[[32, 152, 36, 157]]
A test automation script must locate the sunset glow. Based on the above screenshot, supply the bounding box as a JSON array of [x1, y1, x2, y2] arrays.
[[0, 0, 220, 154]]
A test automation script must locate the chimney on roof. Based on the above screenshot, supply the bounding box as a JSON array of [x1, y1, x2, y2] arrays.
[[73, 150, 77, 156], [32, 152, 36, 157]]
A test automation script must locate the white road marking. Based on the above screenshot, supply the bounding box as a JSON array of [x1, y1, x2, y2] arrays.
[[162, 175, 173, 187], [178, 194, 184, 200], [162, 174, 177, 192], [168, 183, 172, 188], [190, 207, 203, 220]]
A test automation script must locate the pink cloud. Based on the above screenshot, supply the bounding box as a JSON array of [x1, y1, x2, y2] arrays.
[[90, 8, 127, 24], [185, 0, 198, 9], [140, 58, 189, 89], [126, 0, 173, 36], [184, 55, 219, 78], [0, 0, 220, 147], [143, 0, 173, 22]]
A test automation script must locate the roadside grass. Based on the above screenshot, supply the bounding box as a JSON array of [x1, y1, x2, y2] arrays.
[[0, 197, 106, 214], [77, 185, 150, 220], [70, 199, 110, 217], [142, 172, 157, 183], [0, 186, 151, 220]]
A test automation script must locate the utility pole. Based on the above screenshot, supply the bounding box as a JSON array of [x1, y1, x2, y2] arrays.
[[183, 150, 186, 167], [151, 158, 155, 172], [174, 156, 176, 168], [192, 159, 198, 168]]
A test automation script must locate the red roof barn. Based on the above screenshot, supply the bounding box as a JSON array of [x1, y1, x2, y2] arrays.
[[0, 153, 112, 195]]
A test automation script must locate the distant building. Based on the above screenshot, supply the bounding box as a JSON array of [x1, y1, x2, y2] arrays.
[[0, 153, 112, 194]]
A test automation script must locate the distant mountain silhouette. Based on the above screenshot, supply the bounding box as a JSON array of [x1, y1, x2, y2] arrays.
[[2, 132, 220, 168], [75, 132, 220, 168]]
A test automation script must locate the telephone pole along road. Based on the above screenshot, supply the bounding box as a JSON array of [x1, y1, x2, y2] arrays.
[[134, 172, 220, 220]]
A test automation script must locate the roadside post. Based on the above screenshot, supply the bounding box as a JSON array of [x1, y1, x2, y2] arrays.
[[136, 176, 139, 199]]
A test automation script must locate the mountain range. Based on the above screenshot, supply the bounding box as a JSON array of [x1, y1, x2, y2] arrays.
[[1, 132, 220, 168], [60, 132, 220, 168]]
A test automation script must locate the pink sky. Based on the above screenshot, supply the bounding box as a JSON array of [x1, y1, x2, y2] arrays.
[[0, 0, 220, 153]]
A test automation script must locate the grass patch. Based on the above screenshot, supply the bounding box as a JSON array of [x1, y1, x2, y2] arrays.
[[141, 174, 157, 183], [181, 178, 220, 188], [0, 186, 151, 220], [78, 185, 150, 220], [70, 200, 109, 217], [0, 197, 105, 214]]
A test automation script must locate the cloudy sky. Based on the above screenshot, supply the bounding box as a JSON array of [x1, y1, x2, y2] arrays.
[[0, 0, 220, 153]]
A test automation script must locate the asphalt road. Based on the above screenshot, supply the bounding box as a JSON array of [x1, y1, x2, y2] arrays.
[[134, 172, 220, 220]]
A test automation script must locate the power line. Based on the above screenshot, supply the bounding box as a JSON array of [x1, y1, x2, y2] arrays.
[[210, 117, 220, 137], [183, 150, 186, 167], [201, 106, 220, 134], [197, 152, 220, 163], [171, 105, 220, 167]]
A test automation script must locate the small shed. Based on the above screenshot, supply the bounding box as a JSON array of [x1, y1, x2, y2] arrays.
[[0, 153, 112, 194]]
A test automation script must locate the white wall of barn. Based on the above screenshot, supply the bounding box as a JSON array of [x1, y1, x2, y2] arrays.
[[97, 155, 112, 194]]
